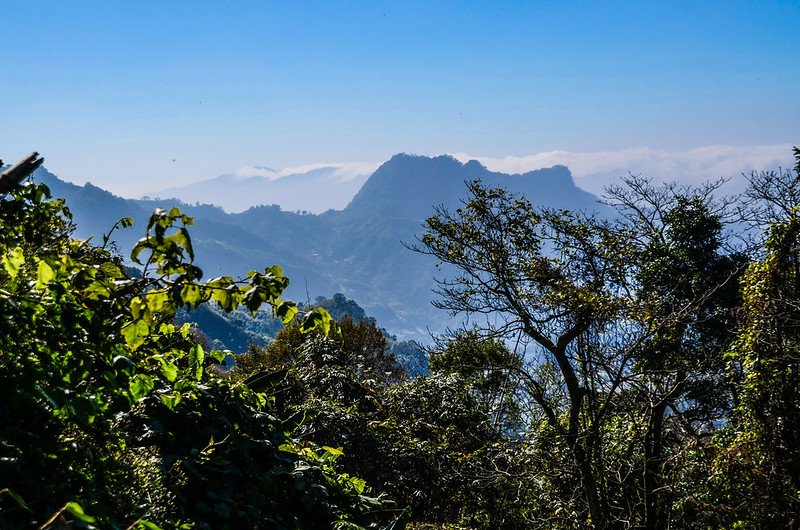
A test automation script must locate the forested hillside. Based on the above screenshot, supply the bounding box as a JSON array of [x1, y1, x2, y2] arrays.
[[3, 148, 800, 529], [34, 154, 604, 341]]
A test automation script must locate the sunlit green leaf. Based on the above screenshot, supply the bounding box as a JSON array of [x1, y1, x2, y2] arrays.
[[2, 246, 24, 279], [122, 320, 150, 350], [180, 283, 204, 307], [131, 238, 152, 264], [146, 290, 169, 314], [160, 392, 181, 411], [35, 259, 54, 288], [350, 476, 366, 494], [133, 521, 163, 530], [189, 344, 205, 381], [322, 445, 344, 457], [99, 260, 124, 279], [276, 300, 298, 324], [300, 308, 332, 335], [159, 359, 179, 382], [129, 374, 155, 401], [209, 349, 228, 363], [64, 501, 96, 523]]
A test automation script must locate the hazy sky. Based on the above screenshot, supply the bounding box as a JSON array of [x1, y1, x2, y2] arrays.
[[2, 1, 798, 197]]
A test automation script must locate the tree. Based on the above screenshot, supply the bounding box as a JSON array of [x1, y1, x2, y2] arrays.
[[430, 330, 525, 436], [697, 148, 800, 527], [414, 181, 635, 526], [603, 176, 746, 528], [237, 315, 518, 528], [738, 147, 800, 229], [237, 313, 403, 383], [414, 177, 746, 528]]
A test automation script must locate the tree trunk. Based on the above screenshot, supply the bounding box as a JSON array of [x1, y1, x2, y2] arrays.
[[0, 152, 43, 195], [644, 400, 669, 530], [567, 388, 608, 528], [573, 435, 606, 528]]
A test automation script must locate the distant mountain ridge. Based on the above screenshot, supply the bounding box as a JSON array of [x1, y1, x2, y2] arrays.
[[343, 153, 587, 220], [149, 165, 371, 214], [33, 153, 606, 341]]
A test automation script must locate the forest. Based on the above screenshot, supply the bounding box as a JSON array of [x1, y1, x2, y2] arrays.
[[2, 148, 800, 529]]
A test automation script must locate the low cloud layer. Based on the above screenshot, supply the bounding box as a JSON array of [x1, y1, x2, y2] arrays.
[[235, 161, 380, 181], [232, 145, 794, 199], [452, 144, 795, 195]]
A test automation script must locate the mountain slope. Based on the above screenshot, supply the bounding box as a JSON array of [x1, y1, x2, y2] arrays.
[[340, 153, 599, 221], [32, 154, 606, 341]]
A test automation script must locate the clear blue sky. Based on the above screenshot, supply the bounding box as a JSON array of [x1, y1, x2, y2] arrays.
[[1, 1, 798, 196]]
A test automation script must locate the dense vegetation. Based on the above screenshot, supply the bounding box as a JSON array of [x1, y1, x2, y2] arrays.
[[0, 172, 396, 529], [2, 148, 800, 528]]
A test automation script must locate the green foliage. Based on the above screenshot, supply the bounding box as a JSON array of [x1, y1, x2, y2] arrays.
[[0, 180, 390, 529], [659, 149, 800, 529], [430, 330, 525, 436], [235, 321, 525, 528], [415, 181, 645, 526], [414, 176, 762, 528], [705, 211, 800, 526], [239, 313, 404, 383]]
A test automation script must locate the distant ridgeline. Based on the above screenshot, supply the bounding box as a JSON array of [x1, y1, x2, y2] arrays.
[[149, 165, 370, 214], [34, 153, 605, 342]]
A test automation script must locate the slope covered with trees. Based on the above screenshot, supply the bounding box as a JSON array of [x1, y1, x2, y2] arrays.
[[3, 148, 800, 529], [33, 154, 603, 340]]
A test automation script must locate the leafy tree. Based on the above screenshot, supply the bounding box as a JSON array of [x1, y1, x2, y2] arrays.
[[414, 178, 746, 528], [603, 177, 746, 528], [236, 317, 521, 528], [430, 330, 525, 436], [237, 313, 403, 383], [738, 147, 800, 229], [338, 316, 405, 383], [413, 181, 638, 526], [693, 148, 800, 528]]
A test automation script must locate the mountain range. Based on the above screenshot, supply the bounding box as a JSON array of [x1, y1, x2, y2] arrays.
[[33, 153, 605, 341], [148, 165, 371, 214]]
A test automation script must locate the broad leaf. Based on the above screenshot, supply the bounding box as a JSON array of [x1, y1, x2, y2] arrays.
[[189, 344, 205, 381], [129, 374, 155, 401], [2, 246, 24, 279]]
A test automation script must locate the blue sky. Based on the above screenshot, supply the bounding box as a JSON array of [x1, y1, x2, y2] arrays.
[[1, 1, 798, 196]]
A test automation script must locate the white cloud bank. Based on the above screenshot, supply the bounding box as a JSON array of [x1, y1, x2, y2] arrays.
[[452, 144, 795, 195], [235, 161, 380, 181], [229, 145, 794, 196]]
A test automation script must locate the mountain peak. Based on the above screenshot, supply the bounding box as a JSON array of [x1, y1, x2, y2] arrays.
[[32, 161, 605, 342], [381, 153, 463, 171], [343, 153, 595, 221], [464, 159, 487, 172]]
